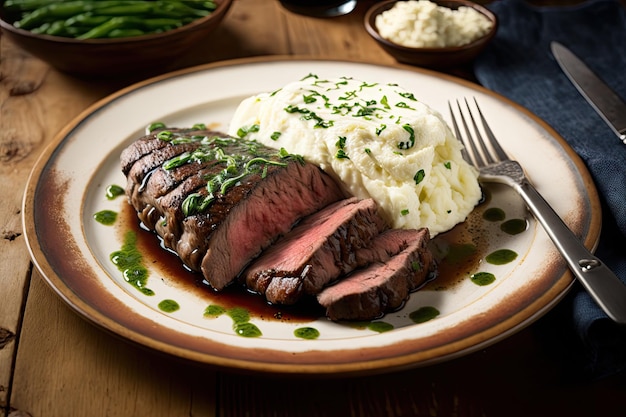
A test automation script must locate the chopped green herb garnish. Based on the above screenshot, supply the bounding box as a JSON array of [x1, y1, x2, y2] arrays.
[[335, 136, 349, 159], [301, 73, 318, 81], [359, 81, 378, 91], [147, 122, 166, 133], [284, 105, 333, 128], [414, 169, 426, 185], [161, 131, 305, 216], [162, 152, 191, 170], [303, 93, 317, 104], [398, 124, 415, 150], [156, 130, 174, 141], [354, 106, 376, 117], [398, 92, 417, 101], [339, 90, 358, 101], [395, 102, 414, 110], [236, 124, 260, 138], [381, 95, 390, 109]]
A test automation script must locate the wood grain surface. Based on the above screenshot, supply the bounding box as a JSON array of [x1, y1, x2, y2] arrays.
[[1, 1, 624, 416]]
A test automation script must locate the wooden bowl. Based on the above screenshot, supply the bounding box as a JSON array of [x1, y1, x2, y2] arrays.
[[364, 0, 497, 70], [0, 0, 233, 78]]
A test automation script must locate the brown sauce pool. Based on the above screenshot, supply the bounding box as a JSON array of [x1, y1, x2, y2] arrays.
[[117, 203, 325, 323]]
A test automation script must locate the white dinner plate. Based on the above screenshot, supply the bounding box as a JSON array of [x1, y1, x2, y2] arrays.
[[22, 57, 600, 375]]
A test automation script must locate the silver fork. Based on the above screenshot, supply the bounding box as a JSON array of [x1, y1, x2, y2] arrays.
[[449, 97, 626, 325]]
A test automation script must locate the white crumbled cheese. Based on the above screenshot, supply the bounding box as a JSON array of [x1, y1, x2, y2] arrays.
[[375, 0, 493, 48], [227, 75, 481, 236]]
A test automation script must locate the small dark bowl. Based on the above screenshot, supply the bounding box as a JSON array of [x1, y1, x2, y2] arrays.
[[364, 0, 497, 69], [0, 0, 233, 78]]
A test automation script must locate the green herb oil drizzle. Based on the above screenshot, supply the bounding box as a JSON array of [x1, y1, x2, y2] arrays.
[[294, 327, 320, 340], [470, 272, 496, 286], [409, 306, 440, 324], [110, 231, 154, 296], [158, 299, 180, 313], [105, 184, 125, 200], [94, 210, 117, 225], [485, 249, 518, 265], [483, 207, 506, 222], [501, 218, 528, 235], [203, 304, 262, 338]]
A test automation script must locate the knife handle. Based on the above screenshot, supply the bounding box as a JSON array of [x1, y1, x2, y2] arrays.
[[518, 180, 626, 325]]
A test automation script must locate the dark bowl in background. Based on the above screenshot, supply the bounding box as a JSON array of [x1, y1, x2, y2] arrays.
[[364, 0, 497, 70], [0, 0, 233, 78]]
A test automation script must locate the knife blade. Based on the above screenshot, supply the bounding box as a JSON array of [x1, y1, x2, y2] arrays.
[[551, 41, 626, 145]]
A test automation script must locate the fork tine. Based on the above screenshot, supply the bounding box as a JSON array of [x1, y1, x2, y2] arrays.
[[472, 97, 509, 161], [448, 101, 472, 164], [463, 98, 496, 165], [452, 99, 486, 167]]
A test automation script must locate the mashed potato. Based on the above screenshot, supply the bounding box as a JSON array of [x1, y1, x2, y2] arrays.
[[375, 0, 493, 48], [228, 75, 481, 235]]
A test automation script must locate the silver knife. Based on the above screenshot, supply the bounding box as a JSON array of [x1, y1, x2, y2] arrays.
[[551, 41, 626, 145]]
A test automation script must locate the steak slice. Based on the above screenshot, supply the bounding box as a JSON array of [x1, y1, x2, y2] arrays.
[[121, 128, 345, 291], [197, 160, 345, 290], [317, 228, 435, 321], [243, 198, 386, 305]]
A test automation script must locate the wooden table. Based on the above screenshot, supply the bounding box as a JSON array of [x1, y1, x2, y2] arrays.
[[2, 1, 624, 416]]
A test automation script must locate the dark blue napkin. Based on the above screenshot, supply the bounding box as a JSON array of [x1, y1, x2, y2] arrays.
[[474, 0, 626, 380]]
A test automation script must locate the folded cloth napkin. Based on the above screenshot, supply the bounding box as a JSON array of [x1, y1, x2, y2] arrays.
[[474, 0, 626, 380]]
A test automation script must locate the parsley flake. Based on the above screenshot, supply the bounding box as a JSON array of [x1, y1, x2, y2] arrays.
[[414, 169, 426, 185]]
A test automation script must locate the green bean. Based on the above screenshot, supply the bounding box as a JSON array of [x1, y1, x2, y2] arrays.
[[139, 17, 185, 30], [107, 28, 145, 38], [93, 3, 156, 17], [10, 0, 219, 38], [75, 16, 127, 39], [29, 21, 51, 34], [3, 0, 60, 12], [64, 13, 111, 28], [16, 3, 89, 29], [159, 2, 212, 18], [44, 20, 68, 36]]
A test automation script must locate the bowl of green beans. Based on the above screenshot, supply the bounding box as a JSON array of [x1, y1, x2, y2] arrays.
[[0, 0, 233, 77]]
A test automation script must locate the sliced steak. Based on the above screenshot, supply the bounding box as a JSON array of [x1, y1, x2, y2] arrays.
[[354, 228, 420, 265], [124, 128, 242, 240], [120, 127, 215, 176], [317, 228, 435, 321], [243, 198, 386, 305], [198, 160, 345, 290], [124, 130, 234, 213], [121, 128, 345, 291], [120, 135, 169, 176], [141, 161, 228, 252]]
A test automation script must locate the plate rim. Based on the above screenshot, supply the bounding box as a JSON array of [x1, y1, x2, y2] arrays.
[[21, 56, 602, 375]]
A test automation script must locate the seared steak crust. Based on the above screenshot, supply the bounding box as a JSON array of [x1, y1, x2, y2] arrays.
[[121, 127, 345, 290], [243, 198, 386, 305], [122, 126, 438, 320], [317, 228, 435, 321]]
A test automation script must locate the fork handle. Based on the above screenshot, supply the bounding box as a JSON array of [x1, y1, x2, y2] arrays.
[[517, 180, 626, 324]]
